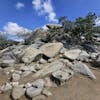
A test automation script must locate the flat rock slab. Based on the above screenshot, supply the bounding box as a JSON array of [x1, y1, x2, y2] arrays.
[[22, 47, 43, 64], [64, 49, 81, 60], [71, 62, 96, 79], [39, 43, 63, 58], [33, 61, 65, 79]]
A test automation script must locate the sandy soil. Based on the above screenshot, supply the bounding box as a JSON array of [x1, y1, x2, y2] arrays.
[[0, 66, 100, 100], [47, 67, 100, 100]]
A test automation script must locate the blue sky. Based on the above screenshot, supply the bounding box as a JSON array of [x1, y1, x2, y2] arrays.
[[0, 0, 100, 41]]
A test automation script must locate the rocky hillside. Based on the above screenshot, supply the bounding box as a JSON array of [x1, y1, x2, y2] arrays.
[[0, 24, 100, 100]]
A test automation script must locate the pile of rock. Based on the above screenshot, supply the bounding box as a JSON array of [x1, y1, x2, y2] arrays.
[[0, 41, 99, 100]]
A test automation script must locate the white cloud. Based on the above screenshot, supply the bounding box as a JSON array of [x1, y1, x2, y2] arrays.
[[42, 25, 48, 30], [3, 22, 32, 36], [95, 17, 100, 26], [9, 36, 24, 42], [16, 2, 25, 9], [32, 0, 58, 22]]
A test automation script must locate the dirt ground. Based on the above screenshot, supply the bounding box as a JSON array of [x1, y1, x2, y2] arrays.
[[0, 66, 100, 100], [47, 67, 100, 100]]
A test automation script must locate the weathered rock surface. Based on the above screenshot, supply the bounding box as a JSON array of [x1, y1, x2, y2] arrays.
[[11, 73, 20, 81], [71, 62, 96, 79], [40, 43, 63, 58], [64, 49, 81, 60], [11, 86, 25, 100], [33, 61, 65, 79], [22, 47, 43, 64], [26, 87, 42, 98], [0, 83, 12, 92], [51, 69, 74, 85], [26, 79, 44, 98]]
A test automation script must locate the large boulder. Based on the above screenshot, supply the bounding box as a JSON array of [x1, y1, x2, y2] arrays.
[[33, 61, 65, 79], [64, 49, 81, 60], [51, 68, 74, 86], [39, 43, 63, 58], [71, 62, 96, 79], [22, 47, 43, 64]]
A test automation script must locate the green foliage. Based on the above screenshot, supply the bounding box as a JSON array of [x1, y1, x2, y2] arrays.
[[58, 12, 97, 44], [0, 34, 19, 50]]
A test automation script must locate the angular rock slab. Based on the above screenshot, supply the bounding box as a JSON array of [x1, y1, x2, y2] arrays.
[[22, 47, 43, 64], [51, 69, 74, 85], [33, 61, 65, 79], [39, 43, 63, 58], [64, 49, 81, 60], [71, 62, 96, 79]]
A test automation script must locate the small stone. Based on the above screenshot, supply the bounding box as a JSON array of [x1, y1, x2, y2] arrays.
[[10, 82, 19, 87], [39, 58, 47, 64], [12, 73, 20, 81], [32, 79, 45, 89], [48, 58, 54, 63], [25, 83, 32, 88], [0, 83, 12, 93], [26, 87, 42, 98], [12, 86, 25, 100]]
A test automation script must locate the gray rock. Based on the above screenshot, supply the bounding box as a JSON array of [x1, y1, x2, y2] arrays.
[[64, 49, 81, 60], [22, 47, 43, 64], [60, 47, 66, 54], [51, 69, 74, 85], [26, 87, 42, 98], [0, 59, 16, 68], [12, 86, 25, 100], [93, 54, 100, 67], [12, 73, 20, 81], [20, 65, 36, 72], [39, 43, 63, 58], [39, 58, 47, 64], [33, 61, 65, 79], [0, 83, 12, 92], [77, 51, 89, 62], [60, 59, 73, 67], [25, 79, 44, 98], [71, 62, 96, 79], [32, 79, 45, 89]]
